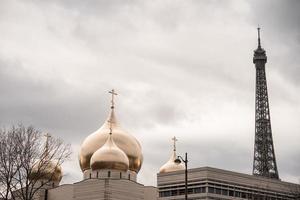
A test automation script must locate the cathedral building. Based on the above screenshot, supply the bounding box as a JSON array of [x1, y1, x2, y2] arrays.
[[32, 90, 157, 200]]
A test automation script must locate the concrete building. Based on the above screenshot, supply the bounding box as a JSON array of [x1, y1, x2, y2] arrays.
[[157, 167, 300, 200]]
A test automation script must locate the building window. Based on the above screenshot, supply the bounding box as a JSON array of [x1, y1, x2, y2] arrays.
[[179, 189, 185, 195], [171, 190, 178, 196], [194, 187, 206, 193], [128, 174, 130, 180], [194, 188, 201, 193], [221, 189, 228, 195], [248, 193, 253, 199], [159, 191, 171, 197], [241, 192, 246, 198], [120, 172, 122, 179], [96, 171, 99, 178], [108, 171, 111, 177], [208, 187, 214, 193], [235, 191, 241, 198]]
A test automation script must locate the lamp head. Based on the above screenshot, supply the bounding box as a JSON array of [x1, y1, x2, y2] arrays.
[[174, 157, 181, 164]]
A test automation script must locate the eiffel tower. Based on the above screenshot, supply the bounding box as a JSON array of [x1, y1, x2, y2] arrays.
[[252, 27, 279, 179]]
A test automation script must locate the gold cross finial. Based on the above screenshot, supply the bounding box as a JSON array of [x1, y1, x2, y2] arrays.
[[44, 133, 51, 157], [172, 136, 178, 152], [109, 89, 118, 109], [44, 132, 51, 139], [44, 133, 51, 145]]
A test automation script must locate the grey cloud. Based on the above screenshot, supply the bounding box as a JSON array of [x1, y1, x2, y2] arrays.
[[0, 0, 299, 186], [249, 0, 300, 85], [0, 58, 110, 141]]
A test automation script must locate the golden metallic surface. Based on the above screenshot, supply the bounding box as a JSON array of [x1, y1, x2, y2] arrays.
[[30, 161, 62, 182], [159, 151, 184, 173], [159, 137, 184, 173], [90, 135, 129, 171], [79, 109, 143, 173]]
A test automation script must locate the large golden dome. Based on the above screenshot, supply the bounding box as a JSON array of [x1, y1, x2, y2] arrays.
[[159, 137, 184, 173], [79, 95, 143, 173], [90, 133, 129, 171]]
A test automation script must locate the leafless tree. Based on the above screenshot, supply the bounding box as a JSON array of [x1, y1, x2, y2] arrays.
[[0, 127, 21, 200], [0, 125, 71, 200]]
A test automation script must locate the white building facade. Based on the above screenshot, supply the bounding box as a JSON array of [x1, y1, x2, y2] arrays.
[[157, 167, 300, 200]]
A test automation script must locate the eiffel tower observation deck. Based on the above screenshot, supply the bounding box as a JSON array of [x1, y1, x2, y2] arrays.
[[252, 27, 279, 179]]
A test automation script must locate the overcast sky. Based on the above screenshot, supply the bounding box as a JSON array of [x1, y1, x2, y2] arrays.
[[0, 0, 299, 186]]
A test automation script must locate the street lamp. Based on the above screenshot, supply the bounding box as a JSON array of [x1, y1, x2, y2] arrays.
[[174, 152, 188, 200]]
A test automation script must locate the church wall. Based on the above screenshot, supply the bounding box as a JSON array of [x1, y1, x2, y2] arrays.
[[48, 184, 74, 200], [73, 179, 106, 200], [144, 186, 158, 200], [72, 178, 147, 200], [109, 179, 144, 200], [44, 176, 157, 200]]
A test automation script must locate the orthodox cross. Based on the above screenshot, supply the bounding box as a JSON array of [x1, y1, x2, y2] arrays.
[[44, 133, 51, 158], [172, 136, 178, 152], [109, 89, 118, 109]]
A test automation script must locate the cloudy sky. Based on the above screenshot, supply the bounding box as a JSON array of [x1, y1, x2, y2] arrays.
[[0, 0, 299, 186]]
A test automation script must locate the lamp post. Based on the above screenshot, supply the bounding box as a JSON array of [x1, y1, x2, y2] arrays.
[[175, 152, 188, 200]]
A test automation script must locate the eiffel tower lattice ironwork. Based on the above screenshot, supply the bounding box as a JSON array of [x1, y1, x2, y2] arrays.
[[252, 27, 279, 179]]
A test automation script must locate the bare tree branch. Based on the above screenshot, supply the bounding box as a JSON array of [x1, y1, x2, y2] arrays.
[[0, 124, 71, 200]]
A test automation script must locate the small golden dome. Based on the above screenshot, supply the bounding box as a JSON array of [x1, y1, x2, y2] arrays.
[[30, 133, 62, 182], [79, 90, 143, 173], [30, 160, 63, 182], [159, 137, 184, 173], [90, 133, 129, 171]]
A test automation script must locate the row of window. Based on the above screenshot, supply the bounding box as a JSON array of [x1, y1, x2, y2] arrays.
[[207, 186, 293, 200], [159, 186, 295, 200], [88, 171, 131, 180], [159, 187, 206, 197]]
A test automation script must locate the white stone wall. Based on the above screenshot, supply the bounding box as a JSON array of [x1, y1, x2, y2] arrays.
[[48, 184, 73, 200], [47, 178, 157, 200], [144, 186, 158, 200], [73, 179, 144, 200]]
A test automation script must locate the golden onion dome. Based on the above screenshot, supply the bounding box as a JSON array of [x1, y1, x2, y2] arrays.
[[30, 160, 63, 182], [29, 133, 62, 182], [159, 137, 184, 173], [90, 133, 129, 171], [79, 90, 143, 173]]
